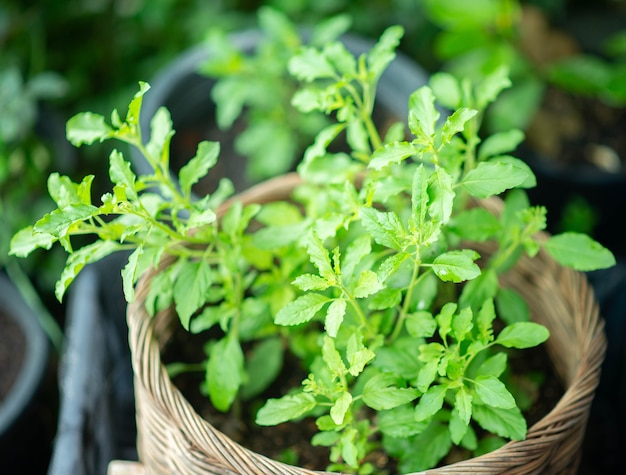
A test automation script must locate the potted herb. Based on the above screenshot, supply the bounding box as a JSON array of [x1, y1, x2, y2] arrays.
[[11, 26, 614, 473]]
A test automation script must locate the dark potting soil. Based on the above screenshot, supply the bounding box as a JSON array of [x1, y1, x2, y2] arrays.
[[161, 322, 563, 473], [0, 309, 26, 401]]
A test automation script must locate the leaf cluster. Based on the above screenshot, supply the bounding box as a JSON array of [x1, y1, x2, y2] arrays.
[[9, 21, 616, 474]]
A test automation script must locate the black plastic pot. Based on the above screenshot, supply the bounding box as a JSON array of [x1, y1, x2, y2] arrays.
[[0, 272, 50, 473], [47, 254, 136, 475], [131, 29, 429, 195]]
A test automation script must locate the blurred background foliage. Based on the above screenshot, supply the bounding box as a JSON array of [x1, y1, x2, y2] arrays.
[[1, 0, 625, 328]]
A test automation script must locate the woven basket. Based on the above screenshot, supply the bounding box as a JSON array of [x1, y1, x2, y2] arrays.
[[127, 173, 606, 474]]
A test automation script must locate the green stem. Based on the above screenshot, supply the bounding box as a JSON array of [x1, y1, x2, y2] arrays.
[[389, 257, 421, 343], [4, 258, 63, 354]]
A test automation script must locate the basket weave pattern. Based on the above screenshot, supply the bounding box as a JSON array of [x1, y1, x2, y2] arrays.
[[127, 174, 606, 474]]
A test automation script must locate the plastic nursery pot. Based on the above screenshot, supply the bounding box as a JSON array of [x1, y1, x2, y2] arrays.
[[47, 253, 136, 475], [124, 173, 605, 475], [130, 29, 429, 196], [0, 272, 50, 473]]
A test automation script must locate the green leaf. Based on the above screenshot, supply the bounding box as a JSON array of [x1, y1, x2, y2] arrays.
[[368, 141, 416, 170], [452, 306, 473, 341], [126, 81, 151, 126], [322, 334, 347, 378], [477, 353, 507, 378], [34, 204, 99, 237], [173, 260, 213, 331], [461, 160, 530, 198], [330, 392, 353, 425], [207, 336, 244, 412], [240, 338, 284, 400], [66, 112, 113, 146], [476, 297, 496, 344], [429, 72, 461, 109], [432, 250, 481, 283], [448, 208, 500, 241], [495, 322, 550, 349], [275, 293, 330, 326], [362, 373, 420, 411], [55, 240, 121, 301], [428, 167, 454, 224], [346, 334, 375, 376], [288, 46, 336, 82], [9, 226, 56, 257], [543, 233, 615, 271], [473, 375, 516, 409], [367, 25, 404, 79], [472, 403, 527, 440], [378, 405, 429, 438], [409, 86, 439, 139], [292, 274, 331, 291], [305, 231, 334, 280], [369, 287, 402, 310], [121, 246, 143, 303], [360, 207, 408, 250], [460, 269, 499, 312], [109, 150, 137, 200], [325, 298, 347, 338], [475, 66, 511, 110], [341, 235, 371, 283], [478, 129, 525, 160], [406, 311, 437, 338], [449, 406, 469, 445], [440, 107, 478, 143], [353, 270, 382, 298], [455, 386, 473, 425], [414, 384, 447, 422], [179, 141, 220, 197], [495, 288, 530, 324]]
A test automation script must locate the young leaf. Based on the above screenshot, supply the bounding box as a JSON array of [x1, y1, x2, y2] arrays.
[[207, 336, 244, 412], [428, 168, 454, 224], [475, 66, 511, 110], [292, 274, 331, 291], [9, 226, 56, 257], [330, 392, 353, 425], [405, 311, 437, 338], [454, 386, 473, 425], [275, 293, 330, 326], [440, 107, 478, 144], [432, 250, 481, 283], [368, 141, 416, 170], [256, 392, 317, 426], [414, 384, 447, 422], [353, 270, 383, 298], [408, 86, 439, 139], [305, 231, 335, 280], [179, 141, 220, 197], [448, 208, 501, 241], [429, 72, 461, 109], [66, 112, 113, 146], [473, 375, 516, 409], [495, 322, 550, 349], [543, 233, 616, 271], [325, 298, 347, 338], [109, 150, 137, 201], [367, 25, 404, 79], [449, 407, 469, 445], [322, 334, 347, 378], [359, 207, 408, 250], [472, 403, 527, 440]]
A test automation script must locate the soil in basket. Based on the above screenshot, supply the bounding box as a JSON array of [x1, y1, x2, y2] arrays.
[[162, 322, 563, 473], [0, 309, 26, 401]]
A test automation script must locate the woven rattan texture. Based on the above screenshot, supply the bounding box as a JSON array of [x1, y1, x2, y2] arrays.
[[127, 173, 606, 474]]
